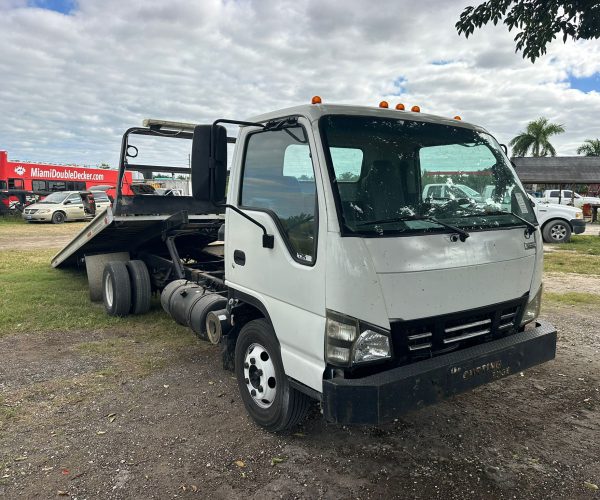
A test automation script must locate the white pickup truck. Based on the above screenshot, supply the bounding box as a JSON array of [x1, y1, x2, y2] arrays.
[[542, 189, 600, 208], [530, 197, 585, 243]]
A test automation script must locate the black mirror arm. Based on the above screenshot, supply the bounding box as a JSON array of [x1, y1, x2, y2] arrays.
[[218, 203, 274, 249]]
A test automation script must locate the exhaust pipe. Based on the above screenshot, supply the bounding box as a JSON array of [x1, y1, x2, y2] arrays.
[[205, 308, 231, 345]]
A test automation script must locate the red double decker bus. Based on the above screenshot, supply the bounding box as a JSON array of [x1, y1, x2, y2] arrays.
[[0, 150, 134, 210]]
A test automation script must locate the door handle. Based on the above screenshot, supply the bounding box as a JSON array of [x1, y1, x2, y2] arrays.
[[234, 250, 246, 266]]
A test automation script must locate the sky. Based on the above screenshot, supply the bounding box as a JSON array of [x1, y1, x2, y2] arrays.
[[1, 0, 600, 168]]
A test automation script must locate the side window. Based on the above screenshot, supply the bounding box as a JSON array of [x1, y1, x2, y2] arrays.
[[66, 193, 81, 203], [8, 178, 24, 189], [32, 180, 47, 191], [563, 190, 573, 197], [0, 180, 6, 189], [330, 147, 363, 182], [549, 191, 559, 197], [241, 126, 317, 264]]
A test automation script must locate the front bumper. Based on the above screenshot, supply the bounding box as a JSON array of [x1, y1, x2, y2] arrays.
[[22, 212, 52, 221], [570, 219, 586, 234], [322, 321, 557, 425]]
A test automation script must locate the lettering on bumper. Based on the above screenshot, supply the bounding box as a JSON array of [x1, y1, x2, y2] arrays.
[[450, 360, 510, 380]]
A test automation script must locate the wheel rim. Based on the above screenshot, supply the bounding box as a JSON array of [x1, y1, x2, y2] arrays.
[[243, 343, 277, 409], [550, 224, 567, 241], [55, 213, 63, 223], [105, 273, 114, 308]]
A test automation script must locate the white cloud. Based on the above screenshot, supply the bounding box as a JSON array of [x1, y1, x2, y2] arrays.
[[0, 0, 599, 167]]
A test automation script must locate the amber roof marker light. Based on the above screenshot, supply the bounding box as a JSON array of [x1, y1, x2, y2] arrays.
[[411, 105, 421, 112], [395, 103, 405, 110], [379, 101, 389, 108], [311, 96, 322, 104], [454, 115, 462, 120]]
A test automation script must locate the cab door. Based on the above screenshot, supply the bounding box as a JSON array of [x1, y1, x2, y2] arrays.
[[225, 119, 327, 392], [63, 193, 85, 219]]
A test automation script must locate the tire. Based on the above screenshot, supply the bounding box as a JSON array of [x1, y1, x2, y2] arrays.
[[102, 261, 132, 317], [51, 211, 65, 224], [235, 319, 311, 432], [126, 260, 152, 315], [542, 219, 572, 243]]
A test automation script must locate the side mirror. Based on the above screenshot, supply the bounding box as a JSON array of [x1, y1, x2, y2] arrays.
[[500, 144, 508, 155], [64, 200, 71, 205], [191, 124, 227, 203]]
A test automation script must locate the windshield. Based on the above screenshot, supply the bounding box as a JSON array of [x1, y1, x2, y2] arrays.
[[320, 115, 537, 236], [39, 192, 69, 204]]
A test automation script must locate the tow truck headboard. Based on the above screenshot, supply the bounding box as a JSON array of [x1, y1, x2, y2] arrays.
[[113, 119, 233, 217]]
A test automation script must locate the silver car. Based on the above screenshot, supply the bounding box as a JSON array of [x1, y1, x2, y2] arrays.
[[22, 191, 111, 224]]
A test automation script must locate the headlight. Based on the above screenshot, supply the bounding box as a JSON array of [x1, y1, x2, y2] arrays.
[[325, 310, 391, 366], [353, 329, 391, 364], [521, 285, 542, 327], [575, 212, 583, 219], [38, 209, 51, 214]]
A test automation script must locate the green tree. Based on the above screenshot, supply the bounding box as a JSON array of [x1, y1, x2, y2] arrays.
[[576, 138, 600, 156], [509, 117, 565, 157], [456, 0, 600, 62]]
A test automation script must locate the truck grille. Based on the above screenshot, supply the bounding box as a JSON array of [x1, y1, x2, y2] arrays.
[[392, 297, 527, 362], [25, 209, 38, 214]]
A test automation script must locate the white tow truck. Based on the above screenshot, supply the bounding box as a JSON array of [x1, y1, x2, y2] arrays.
[[53, 100, 556, 431]]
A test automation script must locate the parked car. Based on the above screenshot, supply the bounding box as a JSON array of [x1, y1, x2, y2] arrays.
[[22, 191, 110, 224], [542, 189, 600, 208], [530, 196, 585, 243], [422, 183, 483, 202]]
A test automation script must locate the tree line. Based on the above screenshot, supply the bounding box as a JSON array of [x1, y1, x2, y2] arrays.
[[509, 117, 600, 157]]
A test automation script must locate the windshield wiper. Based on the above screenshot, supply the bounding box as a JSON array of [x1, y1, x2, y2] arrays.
[[357, 215, 470, 241], [481, 210, 537, 235]]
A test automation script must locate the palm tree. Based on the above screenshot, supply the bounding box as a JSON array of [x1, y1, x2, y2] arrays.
[[509, 117, 565, 157], [576, 139, 600, 156]]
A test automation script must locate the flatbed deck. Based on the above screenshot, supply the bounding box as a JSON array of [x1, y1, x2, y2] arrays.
[[52, 206, 224, 268]]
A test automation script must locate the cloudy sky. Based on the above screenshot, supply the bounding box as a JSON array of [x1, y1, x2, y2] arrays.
[[1, 0, 599, 168]]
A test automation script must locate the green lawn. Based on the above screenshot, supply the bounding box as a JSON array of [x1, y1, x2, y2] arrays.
[[544, 235, 600, 275], [0, 249, 193, 344]]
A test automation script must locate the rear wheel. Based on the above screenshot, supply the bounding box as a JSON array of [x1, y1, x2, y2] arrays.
[[103, 261, 131, 317], [235, 319, 311, 432], [542, 219, 572, 243], [52, 211, 65, 224], [126, 260, 152, 315]]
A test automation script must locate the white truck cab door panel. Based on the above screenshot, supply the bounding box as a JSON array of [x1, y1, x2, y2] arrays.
[[225, 119, 327, 392]]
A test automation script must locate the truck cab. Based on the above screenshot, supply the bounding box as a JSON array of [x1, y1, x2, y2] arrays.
[[219, 103, 555, 428]]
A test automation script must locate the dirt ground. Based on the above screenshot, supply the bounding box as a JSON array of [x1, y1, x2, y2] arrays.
[[1, 225, 599, 499]]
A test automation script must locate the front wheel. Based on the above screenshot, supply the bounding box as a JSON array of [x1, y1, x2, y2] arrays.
[[51, 211, 65, 224], [542, 219, 572, 243], [235, 319, 311, 432]]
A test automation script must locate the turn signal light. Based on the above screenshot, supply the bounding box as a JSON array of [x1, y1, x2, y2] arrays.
[[411, 105, 421, 112], [454, 115, 462, 120], [311, 96, 322, 104], [395, 103, 405, 110], [379, 101, 389, 108]]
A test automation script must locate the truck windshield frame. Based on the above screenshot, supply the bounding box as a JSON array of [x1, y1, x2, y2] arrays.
[[318, 114, 537, 237]]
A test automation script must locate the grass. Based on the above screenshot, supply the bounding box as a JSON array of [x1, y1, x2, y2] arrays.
[[544, 252, 600, 275], [544, 291, 600, 307], [0, 249, 193, 338], [546, 235, 600, 256], [544, 235, 600, 275]]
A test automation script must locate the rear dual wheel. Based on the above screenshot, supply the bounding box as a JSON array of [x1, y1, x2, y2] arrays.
[[102, 260, 151, 317]]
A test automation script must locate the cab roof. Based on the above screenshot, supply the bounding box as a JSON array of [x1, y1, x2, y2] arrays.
[[246, 103, 487, 134]]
